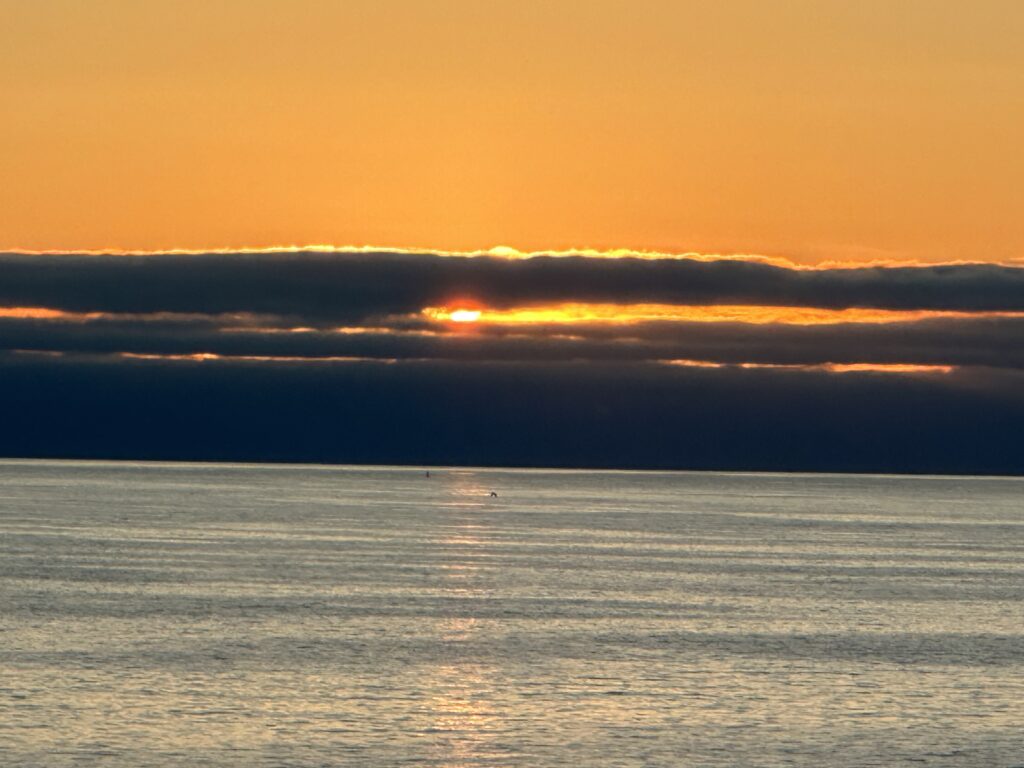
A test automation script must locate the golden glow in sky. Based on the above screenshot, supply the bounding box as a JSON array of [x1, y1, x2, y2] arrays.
[[423, 303, 1024, 327], [2, 1, 1023, 262]]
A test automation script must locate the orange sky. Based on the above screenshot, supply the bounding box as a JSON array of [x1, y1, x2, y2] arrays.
[[3, 1, 1023, 263]]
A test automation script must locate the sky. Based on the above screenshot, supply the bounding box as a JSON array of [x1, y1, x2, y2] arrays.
[[2, 2, 1023, 472], [3, 0, 1024, 260]]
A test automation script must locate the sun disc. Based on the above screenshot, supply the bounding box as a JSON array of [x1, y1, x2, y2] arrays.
[[450, 309, 481, 323]]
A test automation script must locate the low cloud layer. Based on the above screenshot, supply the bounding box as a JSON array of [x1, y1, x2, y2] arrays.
[[3, 249, 1023, 472], [2, 313, 1024, 370]]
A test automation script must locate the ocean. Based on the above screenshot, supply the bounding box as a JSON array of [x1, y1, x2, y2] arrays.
[[1, 460, 1022, 767]]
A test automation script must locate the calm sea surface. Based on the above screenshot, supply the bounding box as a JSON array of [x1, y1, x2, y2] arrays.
[[1, 460, 1022, 767]]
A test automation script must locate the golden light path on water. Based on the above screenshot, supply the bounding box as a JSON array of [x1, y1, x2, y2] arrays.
[[425, 471, 504, 767]]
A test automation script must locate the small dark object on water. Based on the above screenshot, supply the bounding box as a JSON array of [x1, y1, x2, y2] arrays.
[[425, 471, 430, 478], [489, 491, 498, 497]]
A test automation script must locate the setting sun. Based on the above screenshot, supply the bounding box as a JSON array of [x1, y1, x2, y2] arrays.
[[449, 309, 482, 323]]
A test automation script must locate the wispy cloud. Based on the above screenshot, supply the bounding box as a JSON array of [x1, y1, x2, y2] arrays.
[[3, 313, 1024, 371]]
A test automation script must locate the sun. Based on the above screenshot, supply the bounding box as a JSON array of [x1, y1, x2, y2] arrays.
[[449, 309, 482, 323]]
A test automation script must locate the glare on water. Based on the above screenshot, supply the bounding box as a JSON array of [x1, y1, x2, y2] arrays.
[[1, 460, 1022, 767]]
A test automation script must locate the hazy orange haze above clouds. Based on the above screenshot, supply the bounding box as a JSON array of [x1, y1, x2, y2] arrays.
[[2, 0, 1023, 263]]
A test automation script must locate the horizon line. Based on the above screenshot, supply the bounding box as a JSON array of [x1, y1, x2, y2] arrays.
[[1, 454, 1023, 480]]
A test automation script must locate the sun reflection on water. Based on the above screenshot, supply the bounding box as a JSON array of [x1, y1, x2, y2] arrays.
[[422, 470, 509, 767]]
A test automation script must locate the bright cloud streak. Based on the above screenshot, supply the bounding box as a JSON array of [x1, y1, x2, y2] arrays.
[[423, 303, 1024, 327]]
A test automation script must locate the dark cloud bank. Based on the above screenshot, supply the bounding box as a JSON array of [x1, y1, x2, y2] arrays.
[[3, 250, 1024, 317], [2, 250, 1024, 474]]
